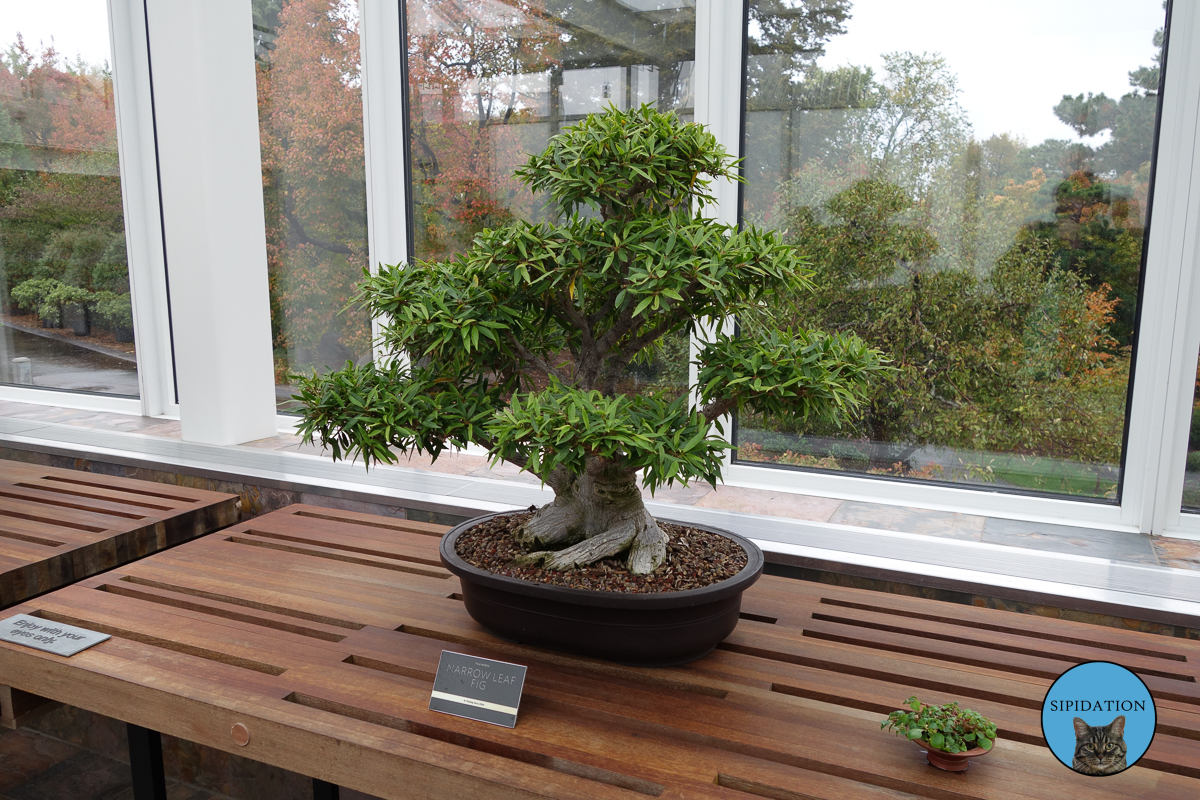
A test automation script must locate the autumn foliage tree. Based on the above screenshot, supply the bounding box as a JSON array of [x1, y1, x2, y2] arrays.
[[405, 0, 565, 261], [255, 0, 371, 378]]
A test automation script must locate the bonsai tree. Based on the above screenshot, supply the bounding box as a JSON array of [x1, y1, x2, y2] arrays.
[[294, 106, 883, 575]]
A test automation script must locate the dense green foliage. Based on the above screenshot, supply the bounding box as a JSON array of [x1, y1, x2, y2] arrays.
[[0, 38, 134, 335], [754, 179, 1127, 475], [882, 696, 997, 754], [295, 106, 884, 497]]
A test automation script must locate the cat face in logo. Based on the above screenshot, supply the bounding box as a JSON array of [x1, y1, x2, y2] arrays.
[[1072, 716, 1127, 776]]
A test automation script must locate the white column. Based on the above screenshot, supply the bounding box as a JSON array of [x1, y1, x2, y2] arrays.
[[360, 0, 410, 273], [692, 1, 746, 454], [694, 0, 745, 229], [143, 0, 278, 444], [360, 0, 412, 363]]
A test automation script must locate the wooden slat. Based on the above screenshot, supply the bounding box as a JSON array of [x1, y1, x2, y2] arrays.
[[0, 502, 1197, 799], [0, 460, 239, 606]]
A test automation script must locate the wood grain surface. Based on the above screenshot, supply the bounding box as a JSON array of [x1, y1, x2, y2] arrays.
[[1, 503, 1198, 799], [0, 459, 239, 607]]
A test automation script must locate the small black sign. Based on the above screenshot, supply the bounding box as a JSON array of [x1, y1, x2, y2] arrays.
[[429, 650, 527, 728]]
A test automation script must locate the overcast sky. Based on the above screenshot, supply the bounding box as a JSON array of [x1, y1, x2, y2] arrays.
[[818, 0, 1165, 145], [0, 0, 112, 67]]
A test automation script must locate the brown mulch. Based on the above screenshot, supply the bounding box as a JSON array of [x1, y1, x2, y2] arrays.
[[454, 510, 748, 593]]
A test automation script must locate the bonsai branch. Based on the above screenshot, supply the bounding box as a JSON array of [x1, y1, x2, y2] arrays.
[[558, 291, 595, 356], [507, 332, 568, 384], [701, 397, 738, 424]]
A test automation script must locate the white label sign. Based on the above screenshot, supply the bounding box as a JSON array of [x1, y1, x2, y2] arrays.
[[0, 614, 110, 657]]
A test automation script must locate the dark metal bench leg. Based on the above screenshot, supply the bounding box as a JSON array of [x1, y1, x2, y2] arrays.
[[127, 723, 168, 800], [313, 778, 340, 800]]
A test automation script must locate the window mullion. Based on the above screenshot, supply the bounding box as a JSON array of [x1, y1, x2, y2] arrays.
[[1145, 0, 1200, 535], [143, 0, 278, 444], [108, 0, 175, 417], [360, 0, 410, 367], [693, 0, 746, 458]]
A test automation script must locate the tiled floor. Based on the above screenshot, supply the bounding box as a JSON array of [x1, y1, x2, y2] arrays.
[[0, 720, 382, 800], [1, 397, 1199, 573], [0, 728, 222, 800]]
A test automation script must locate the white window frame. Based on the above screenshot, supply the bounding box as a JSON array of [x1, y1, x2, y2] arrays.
[[141, 0, 279, 446], [1149, 0, 1200, 539], [359, 0, 410, 370], [110, 0, 177, 419]]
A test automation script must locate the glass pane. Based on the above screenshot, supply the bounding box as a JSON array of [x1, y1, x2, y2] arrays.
[[1183, 369, 1200, 511], [738, 0, 1166, 500], [405, 0, 696, 399], [256, 0, 371, 412], [0, 1, 140, 396]]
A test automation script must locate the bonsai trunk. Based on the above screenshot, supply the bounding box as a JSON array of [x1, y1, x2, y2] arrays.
[[513, 460, 668, 575]]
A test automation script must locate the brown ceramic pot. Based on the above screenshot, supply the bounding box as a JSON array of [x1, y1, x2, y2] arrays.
[[914, 738, 993, 771]]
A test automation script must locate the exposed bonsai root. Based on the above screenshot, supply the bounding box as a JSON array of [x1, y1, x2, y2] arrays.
[[513, 499, 584, 549], [627, 522, 668, 575], [514, 511, 669, 575], [511, 468, 669, 575], [514, 523, 639, 571]]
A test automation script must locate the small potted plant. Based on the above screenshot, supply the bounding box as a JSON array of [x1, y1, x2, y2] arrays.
[[294, 105, 883, 665], [882, 696, 998, 772]]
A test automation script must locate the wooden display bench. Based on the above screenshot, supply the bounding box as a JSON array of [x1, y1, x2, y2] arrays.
[[1, 503, 1199, 799], [0, 459, 239, 608]]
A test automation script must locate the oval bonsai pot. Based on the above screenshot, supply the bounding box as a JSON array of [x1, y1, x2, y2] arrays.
[[440, 512, 764, 667], [914, 739, 993, 772]]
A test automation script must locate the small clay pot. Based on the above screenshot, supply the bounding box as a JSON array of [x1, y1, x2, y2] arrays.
[[914, 738, 993, 771]]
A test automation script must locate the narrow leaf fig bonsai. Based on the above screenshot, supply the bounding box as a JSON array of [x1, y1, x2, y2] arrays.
[[294, 105, 884, 577]]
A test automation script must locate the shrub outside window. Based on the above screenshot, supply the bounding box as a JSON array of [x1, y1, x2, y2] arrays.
[[737, 0, 1167, 502], [0, 3, 139, 397]]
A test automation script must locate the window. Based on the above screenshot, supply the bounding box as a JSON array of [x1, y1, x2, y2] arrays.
[[403, 0, 698, 399], [0, 2, 139, 397], [255, 0, 371, 412], [4, 1, 1200, 535], [737, 0, 1167, 502]]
